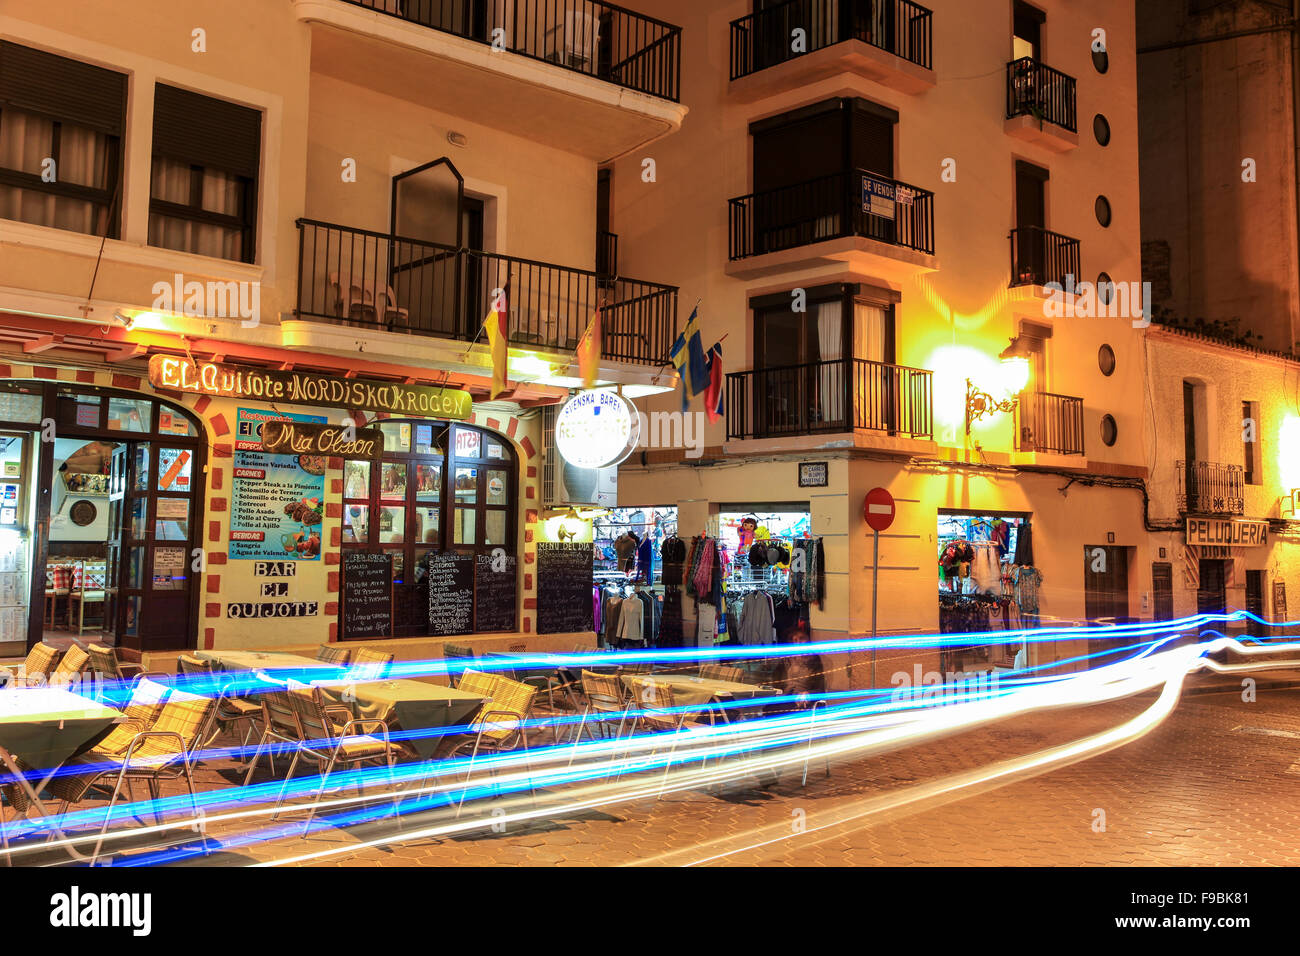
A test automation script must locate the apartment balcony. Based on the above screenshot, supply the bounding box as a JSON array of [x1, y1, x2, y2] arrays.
[[295, 0, 685, 161], [292, 218, 677, 367], [1178, 460, 1246, 516], [1014, 391, 1084, 456], [729, 0, 934, 100], [726, 170, 936, 282], [725, 357, 934, 454], [1004, 56, 1078, 151], [1009, 226, 1079, 292]]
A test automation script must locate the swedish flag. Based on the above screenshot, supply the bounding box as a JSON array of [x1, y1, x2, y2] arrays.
[[669, 305, 708, 413]]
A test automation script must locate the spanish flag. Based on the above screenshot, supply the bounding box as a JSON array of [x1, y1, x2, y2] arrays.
[[484, 288, 509, 399], [577, 306, 601, 389]]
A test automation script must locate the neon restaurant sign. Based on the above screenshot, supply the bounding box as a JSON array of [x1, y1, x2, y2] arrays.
[[260, 420, 385, 459], [148, 356, 472, 419]]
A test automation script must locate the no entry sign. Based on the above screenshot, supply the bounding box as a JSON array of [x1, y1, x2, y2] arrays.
[[864, 487, 896, 532]]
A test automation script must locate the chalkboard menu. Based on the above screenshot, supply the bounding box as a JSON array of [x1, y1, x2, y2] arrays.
[[427, 552, 474, 636], [341, 551, 392, 640], [475, 554, 517, 632], [537, 542, 594, 635]]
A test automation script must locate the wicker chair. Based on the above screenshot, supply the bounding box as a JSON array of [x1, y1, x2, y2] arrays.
[[627, 677, 711, 798], [273, 682, 400, 827], [448, 676, 538, 811], [177, 655, 261, 761], [316, 644, 352, 666], [243, 689, 306, 783], [442, 643, 476, 688], [571, 669, 630, 747], [85, 643, 144, 683], [699, 663, 745, 684], [47, 689, 218, 865], [0, 642, 61, 688], [348, 647, 394, 681], [48, 643, 92, 689]]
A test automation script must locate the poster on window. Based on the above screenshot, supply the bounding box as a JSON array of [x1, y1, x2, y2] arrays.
[[230, 407, 327, 560]]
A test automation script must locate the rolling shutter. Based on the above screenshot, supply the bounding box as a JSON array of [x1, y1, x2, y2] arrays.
[[152, 83, 261, 178], [0, 41, 126, 135]]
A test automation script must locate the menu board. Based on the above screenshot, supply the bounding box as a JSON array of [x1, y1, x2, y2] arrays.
[[427, 552, 474, 636], [475, 553, 517, 632], [342, 551, 393, 640], [537, 542, 593, 635], [230, 407, 327, 560]]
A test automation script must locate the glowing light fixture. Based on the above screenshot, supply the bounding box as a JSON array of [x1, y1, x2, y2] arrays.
[[964, 337, 1033, 436]]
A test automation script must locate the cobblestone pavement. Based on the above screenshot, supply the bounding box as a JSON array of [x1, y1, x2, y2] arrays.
[[25, 674, 1300, 867]]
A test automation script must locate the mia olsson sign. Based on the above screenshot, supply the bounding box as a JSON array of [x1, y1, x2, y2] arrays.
[[149, 356, 472, 418]]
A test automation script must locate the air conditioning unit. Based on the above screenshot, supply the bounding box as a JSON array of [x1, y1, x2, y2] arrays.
[[542, 404, 617, 508]]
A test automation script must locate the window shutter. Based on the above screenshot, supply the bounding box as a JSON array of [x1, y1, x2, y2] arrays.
[[152, 84, 261, 179], [0, 41, 126, 135]]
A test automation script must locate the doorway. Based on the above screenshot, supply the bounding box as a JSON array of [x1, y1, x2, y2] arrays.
[[1245, 568, 1265, 638], [1084, 544, 1130, 662], [1197, 558, 1227, 619], [1151, 561, 1174, 623], [6, 384, 205, 654]]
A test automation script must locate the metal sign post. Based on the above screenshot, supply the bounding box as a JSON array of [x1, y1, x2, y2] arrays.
[[863, 487, 896, 688]]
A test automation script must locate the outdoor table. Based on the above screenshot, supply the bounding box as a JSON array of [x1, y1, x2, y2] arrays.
[[197, 650, 488, 759], [311, 678, 488, 759], [0, 687, 123, 863], [619, 672, 779, 720], [196, 649, 334, 676]]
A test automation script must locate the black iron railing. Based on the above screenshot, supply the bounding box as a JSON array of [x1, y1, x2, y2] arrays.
[[729, 0, 932, 80], [1177, 460, 1245, 515], [729, 168, 934, 260], [1006, 56, 1077, 133], [341, 0, 682, 101], [726, 357, 933, 441], [296, 219, 678, 365], [1015, 390, 1084, 455], [1009, 225, 1080, 289]]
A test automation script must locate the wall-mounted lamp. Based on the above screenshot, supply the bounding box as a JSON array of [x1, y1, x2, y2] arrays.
[[112, 310, 134, 329], [964, 337, 1032, 436]]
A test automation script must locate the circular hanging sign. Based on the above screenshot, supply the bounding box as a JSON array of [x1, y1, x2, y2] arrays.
[[554, 390, 640, 470]]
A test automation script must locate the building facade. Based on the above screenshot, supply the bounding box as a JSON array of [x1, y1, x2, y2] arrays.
[[0, 0, 684, 662], [606, 0, 1152, 684]]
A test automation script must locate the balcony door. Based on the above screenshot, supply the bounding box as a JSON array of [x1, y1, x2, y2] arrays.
[[391, 157, 465, 337], [1013, 1, 1043, 60], [1014, 161, 1048, 284], [750, 98, 896, 255]]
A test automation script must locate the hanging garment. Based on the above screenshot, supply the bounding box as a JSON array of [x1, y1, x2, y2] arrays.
[[971, 543, 1001, 594], [772, 600, 805, 644], [692, 537, 717, 600], [617, 592, 645, 644], [739, 591, 776, 645], [602, 595, 623, 647], [636, 535, 653, 585], [1012, 565, 1043, 614], [991, 519, 1010, 559], [661, 588, 684, 646], [696, 603, 718, 647], [661, 536, 686, 586], [1013, 520, 1034, 566], [614, 533, 637, 571]]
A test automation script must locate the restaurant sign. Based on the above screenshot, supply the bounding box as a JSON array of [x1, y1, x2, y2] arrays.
[[148, 355, 472, 419], [261, 420, 385, 460], [1185, 517, 1269, 548]]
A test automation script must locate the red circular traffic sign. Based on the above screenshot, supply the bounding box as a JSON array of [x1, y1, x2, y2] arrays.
[[863, 487, 895, 532]]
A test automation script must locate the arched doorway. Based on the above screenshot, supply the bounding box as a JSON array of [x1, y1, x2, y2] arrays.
[[0, 381, 206, 653], [340, 419, 518, 638]]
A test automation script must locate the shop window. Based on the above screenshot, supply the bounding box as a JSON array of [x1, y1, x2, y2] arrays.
[[341, 420, 516, 637], [938, 511, 1033, 671], [149, 84, 261, 264], [0, 41, 126, 239], [108, 396, 152, 432], [0, 384, 43, 424]]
